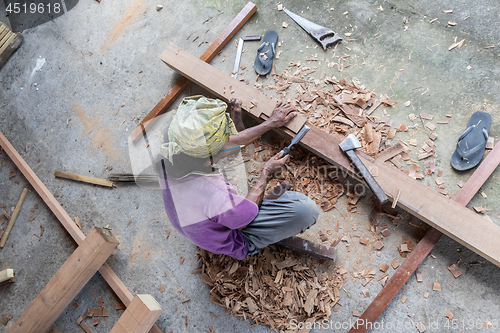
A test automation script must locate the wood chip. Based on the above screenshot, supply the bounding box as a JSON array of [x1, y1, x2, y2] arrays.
[[80, 322, 94, 333], [362, 289, 370, 297], [424, 291, 430, 298], [448, 21, 457, 26], [282, 22, 288, 28], [353, 309, 361, 317], [391, 260, 400, 269], [449, 39, 465, 51], [160, 284, 165, 292], [416, 322, 426, 333], [473, 206, 485, 214], [116, 302, 126, 310], [401, 295, 407, 303], [433, 282, 441, 291], [448, 264, 462, 278], [445, 310, 454, 320], [359, 237, 369, 245], [373, 241, 384, 251], [486, 137, 494, 149], [416, 268, 423, 282], [181, 298, 191, 303], [75, 216, 82, 229], [425, 122, 436, 131]]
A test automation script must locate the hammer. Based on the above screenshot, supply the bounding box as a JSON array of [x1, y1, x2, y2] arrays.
[[232, 35, 261, 79], [339, 134, 389, 204]]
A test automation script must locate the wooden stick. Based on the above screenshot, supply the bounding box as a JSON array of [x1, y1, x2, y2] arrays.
[[349, 142, 500, 333], [54, 171, 114, 187], [161, 44, 500, 268], [0, 188, 28, 248], [110, 295, 163, 333], [129, 2, 258, 142], [8, 228, 119, 333], [0, 131, 162, 333]]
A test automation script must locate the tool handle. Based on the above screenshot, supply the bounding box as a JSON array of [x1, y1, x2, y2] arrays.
[[282, 146, 291, 157], [346, 150, 389, 205]]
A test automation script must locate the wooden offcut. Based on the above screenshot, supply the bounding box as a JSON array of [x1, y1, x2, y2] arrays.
[[54, 171, 114, 187], [110, 295, 163, 333], [0, 269, 15, 286], [0, 131, 162, 333], [8, 228, 119, 333], [129, 2, 258, 142]]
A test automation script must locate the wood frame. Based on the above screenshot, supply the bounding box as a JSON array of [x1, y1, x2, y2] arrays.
[[160, 43, 500, 268], [8, 228, 119, 333], [110, 295, 163, 333], [349, 142, 500, 333], [0, 131, 162, 333], [129, 2, 258, 142]]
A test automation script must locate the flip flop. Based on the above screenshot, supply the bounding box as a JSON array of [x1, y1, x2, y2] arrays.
[[451, 111, 492, 171], [254, 30, 278, 75]]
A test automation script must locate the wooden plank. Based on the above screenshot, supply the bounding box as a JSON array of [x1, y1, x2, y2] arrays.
[[129, 2, 258, 142], [160, 44, 307, 133], [349, 142, 500, 333], [110, 295, 163, 333], [0, 188, 28, 248], [0, 131, 162, 333], [8, 228, 119, 333], [54, 171, 114, 187], [0, 32, 22, 69], [161, 45, 500, 269]]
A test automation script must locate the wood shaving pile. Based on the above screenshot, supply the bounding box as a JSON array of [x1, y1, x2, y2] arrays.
[[196, 246, 345, 332]]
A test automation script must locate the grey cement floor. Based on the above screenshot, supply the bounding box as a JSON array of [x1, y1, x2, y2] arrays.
[[1, 0, 500, 332]]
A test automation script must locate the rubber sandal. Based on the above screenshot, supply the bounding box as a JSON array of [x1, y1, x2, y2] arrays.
[[451, 111, 492, 171], [254, 30, 278, 75]]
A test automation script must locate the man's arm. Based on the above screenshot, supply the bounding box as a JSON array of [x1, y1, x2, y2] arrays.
[[228, 102, 296, 146], [239, 151, 289, 230]]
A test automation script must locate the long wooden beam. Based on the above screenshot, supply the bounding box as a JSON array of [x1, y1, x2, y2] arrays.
[[129, 2, 258, 142], [161, 44, 500, 268], [160, 44, 307, 134], [8, 228, 119, 333], [0, 131, 162, 333], [110, 295, 163, 333], [349, 142, 500, 333]]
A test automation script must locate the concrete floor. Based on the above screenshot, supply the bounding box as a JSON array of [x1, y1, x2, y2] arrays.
[[1, 0, 500, 332]]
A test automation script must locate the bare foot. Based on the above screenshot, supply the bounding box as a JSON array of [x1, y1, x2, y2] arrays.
[[228, 98, 245, 132], [264, 181, 293, 200]]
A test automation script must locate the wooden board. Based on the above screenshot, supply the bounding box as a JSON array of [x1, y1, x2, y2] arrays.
[[129, 2, 258, 142], [160, 44, 307, 133], [110, 295, 163, 333], [9, 228, 119, 333], [0, 131, 162, 333], [54, 171, 114, 187], [0, 22, 23, 69], [160, 45, 500, 268], [349, 142, 500, 333]]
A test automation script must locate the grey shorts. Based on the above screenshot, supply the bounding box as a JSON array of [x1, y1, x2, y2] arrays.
[[240, 191, 319, 256]]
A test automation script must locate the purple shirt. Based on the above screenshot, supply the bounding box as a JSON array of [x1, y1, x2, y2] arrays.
[[160, 172, 258, 260]]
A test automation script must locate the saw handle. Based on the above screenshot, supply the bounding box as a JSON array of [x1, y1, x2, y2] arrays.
[[345, 149, 389, 205]]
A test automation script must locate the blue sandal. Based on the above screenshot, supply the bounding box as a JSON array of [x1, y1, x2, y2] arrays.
[[451, 111, 492, 171]]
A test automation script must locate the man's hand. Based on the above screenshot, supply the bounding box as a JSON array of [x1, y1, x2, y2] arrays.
[[263, 150, 290, 177], [268, 102, 297, 128]]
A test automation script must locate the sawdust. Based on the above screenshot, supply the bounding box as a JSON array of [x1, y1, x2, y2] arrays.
[[73, 104, 121, 162], [101, 0, 146, 53], [128, 234, 156, 268]]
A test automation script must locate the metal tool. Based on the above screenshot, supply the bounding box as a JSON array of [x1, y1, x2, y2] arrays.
[[283, 8, 342, 50], [282, 125, 310, 157], [277, 236, 336, 260], [232, 35, 261, 79], [339, 134, 389, 204]]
